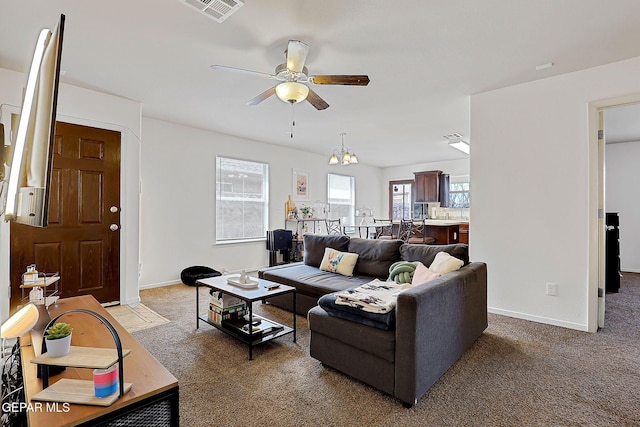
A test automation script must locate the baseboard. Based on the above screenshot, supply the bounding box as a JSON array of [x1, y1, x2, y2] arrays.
[[138, 267, 265, 291], [124, 296, 141, 306], [488, 306, 589, 332], [139, 280, 181, 291]]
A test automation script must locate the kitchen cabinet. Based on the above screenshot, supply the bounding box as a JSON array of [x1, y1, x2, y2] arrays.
[[459, 223, 469, 244], [414, 170, 441, 203], [422, 221, 460, 244]]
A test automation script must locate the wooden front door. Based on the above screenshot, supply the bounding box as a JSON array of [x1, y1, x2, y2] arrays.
[[10, 122, 121, 306]]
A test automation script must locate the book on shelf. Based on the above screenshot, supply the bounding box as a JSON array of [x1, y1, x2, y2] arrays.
[[208, 303, 247, 324], [209, 290, 245, 308], [221, 316, 284, 336]]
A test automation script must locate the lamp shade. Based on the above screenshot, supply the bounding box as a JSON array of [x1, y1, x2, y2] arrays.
[[328, 154, 339, 165], [341, 151, 352, 164], [1, 303, 39, 339], [275, 82, 309, 103]]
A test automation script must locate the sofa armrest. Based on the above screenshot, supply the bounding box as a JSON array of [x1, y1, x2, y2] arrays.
[[394, 262, 487, 405]]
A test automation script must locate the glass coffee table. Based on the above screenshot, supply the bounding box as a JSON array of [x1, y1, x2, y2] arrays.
[[195, 275, 296, 360]]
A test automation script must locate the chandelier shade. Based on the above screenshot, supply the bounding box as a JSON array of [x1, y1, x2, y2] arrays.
[[329, 133, 358, 165]]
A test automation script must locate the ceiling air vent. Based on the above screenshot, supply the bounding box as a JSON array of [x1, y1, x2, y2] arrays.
[[443, 133, 463, 140], [180, 0, 244, 23]]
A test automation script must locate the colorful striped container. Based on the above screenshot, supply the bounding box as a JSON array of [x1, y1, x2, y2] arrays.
[[93, 363, 119, 398]]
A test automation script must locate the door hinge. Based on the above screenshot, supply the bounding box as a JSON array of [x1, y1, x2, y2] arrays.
[[598, 208, 604, 219], [598, 129, 604, 140], [598, 288, 604, 298]]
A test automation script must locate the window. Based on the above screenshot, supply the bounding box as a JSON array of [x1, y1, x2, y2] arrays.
[[389, 180, 413, 220], [449, 182, 470, 208], [327, 173, 355, 225], [216, 156, 269, 243]]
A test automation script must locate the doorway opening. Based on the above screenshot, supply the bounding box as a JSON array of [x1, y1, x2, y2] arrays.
[[590, 95, 640, 331]]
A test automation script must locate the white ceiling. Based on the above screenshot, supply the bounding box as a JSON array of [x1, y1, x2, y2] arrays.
[[2, 0, 640, 167]]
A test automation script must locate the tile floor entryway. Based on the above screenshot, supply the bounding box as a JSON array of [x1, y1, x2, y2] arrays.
[[106, 303, 170, 333]]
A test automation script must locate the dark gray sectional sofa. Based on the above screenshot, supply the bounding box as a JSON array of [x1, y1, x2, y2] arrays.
[[258, 233, 487, 406]]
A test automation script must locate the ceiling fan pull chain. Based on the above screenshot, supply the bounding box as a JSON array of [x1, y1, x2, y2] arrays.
[[290, 101, 295, 139]]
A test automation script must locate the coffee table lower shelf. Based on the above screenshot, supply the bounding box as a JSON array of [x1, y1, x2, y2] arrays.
[[197, 315, 294, 346]]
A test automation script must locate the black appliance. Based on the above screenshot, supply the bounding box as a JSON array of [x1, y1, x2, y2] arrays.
[[605, 212, 621, 293]]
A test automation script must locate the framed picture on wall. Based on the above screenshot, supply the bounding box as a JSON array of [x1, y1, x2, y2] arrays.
[[292, 169, 309, 201]]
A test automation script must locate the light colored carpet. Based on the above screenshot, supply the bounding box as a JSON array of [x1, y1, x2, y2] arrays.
[[133, 275, 640, 427]]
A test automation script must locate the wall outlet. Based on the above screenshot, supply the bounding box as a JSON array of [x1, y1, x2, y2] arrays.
[[546, 282, 558, 296]]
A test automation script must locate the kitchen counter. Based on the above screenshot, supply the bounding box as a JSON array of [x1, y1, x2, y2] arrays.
[[423, 219, 469, 226]]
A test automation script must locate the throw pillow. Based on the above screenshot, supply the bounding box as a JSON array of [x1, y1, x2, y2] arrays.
[[411, 261, 442, 286], [429, 251, 464, 275], [319, 248, 359, 276]]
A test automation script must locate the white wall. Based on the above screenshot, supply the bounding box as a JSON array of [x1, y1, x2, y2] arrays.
[[0, 67, 142, 322], [606, 140, 640, 273], [471, 56, 640, 332], [139, 118, 382, 288]]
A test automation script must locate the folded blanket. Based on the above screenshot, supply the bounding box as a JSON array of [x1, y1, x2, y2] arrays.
[[318, 293, 395, 330], [334, 279, 412, 313]]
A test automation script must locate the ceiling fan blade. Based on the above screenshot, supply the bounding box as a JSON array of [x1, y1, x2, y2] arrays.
[[306, 88, 329, 110], [211, 65, 275, 79], [310, 75, 370, 86], [246, 86, 277, 105], [286, 40, 309, 73]]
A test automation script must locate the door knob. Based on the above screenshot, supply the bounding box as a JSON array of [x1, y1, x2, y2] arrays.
[[110, 206, 119, 213], [110, 224, 119, 231]]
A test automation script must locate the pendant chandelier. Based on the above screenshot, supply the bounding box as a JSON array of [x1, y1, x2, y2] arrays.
[[328, 133, 358, 165]]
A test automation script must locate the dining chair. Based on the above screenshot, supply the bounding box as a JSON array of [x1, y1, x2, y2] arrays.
[[399, 219, 435, 244], [325, 218, 342, 235], [373, 218, 394, 239]]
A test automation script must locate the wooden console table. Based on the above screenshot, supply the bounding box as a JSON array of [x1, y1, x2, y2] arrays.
[[20, 295, 179, 427]]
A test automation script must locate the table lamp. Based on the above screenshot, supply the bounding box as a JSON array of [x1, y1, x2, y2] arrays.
[[1, 303, 39, 340]]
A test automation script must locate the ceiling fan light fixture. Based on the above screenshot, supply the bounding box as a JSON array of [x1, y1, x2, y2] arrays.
[[275, 82, 309, 103]]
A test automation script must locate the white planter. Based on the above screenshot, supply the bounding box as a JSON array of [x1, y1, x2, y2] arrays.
[[45, 333, 72, 358]]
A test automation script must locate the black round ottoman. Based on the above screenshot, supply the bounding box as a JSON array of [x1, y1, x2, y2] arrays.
[[180, 266, 221, 286]]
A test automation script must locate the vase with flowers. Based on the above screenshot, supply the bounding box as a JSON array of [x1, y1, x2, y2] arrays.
[[299, 205, 313, 219]]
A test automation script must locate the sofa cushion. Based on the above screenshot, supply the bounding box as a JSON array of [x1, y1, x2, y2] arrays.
[[261, 263, 372, 300], [411, 262, 441, 285], [348, 237, 403, 278], [318, 293, 396, 330], [399, 243, 469, 266], [319, 248, 359, 276], [304, 234, 350, 267], [429, 251, 464, 275]]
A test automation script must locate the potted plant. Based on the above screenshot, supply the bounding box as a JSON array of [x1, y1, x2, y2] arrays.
[[44, 322, 72, 357], [300, 205, 313, 218]]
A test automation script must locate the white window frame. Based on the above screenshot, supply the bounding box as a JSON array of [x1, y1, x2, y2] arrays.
[[327, 173, 355, 226], [215, 156, 269, 244], [449, 181, 470, 208]]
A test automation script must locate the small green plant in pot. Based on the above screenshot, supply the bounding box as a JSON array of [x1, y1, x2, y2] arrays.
[[45, 322, 72, 358]]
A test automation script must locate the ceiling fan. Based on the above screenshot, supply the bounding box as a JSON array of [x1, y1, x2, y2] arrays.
[[211, 40, 370, 111]]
